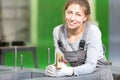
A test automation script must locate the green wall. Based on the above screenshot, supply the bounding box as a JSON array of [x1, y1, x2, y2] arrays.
[[37, 0, 66, 69], [96, 0, 109, 59], [5, 0, 109, 69]]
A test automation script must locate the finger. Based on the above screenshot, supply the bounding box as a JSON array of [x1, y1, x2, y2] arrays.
[[46, 65, 56, 71], [46, 67, 56, 74], [45, 69, 56, 76], [45, 65, 56, 76]]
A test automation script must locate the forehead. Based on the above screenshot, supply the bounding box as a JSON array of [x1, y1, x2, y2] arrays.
[[67, 3, 84, 13]]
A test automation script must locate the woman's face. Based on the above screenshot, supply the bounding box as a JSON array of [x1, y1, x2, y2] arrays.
[[65, 3, 87, 30]]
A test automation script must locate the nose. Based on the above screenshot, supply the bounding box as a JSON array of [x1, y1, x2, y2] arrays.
[[70, 14, 76, 21]]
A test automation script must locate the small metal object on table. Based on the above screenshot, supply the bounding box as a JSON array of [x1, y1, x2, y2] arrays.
[[0, 46, 38, 68]]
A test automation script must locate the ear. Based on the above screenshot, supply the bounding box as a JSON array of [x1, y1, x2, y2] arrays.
[[83, 16, 88, 22]]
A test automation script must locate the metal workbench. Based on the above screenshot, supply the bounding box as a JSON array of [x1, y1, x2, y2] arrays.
[[0, 65, 120, 80]]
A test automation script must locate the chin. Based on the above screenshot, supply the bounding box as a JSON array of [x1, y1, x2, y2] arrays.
[[69, 27, 76, 30], [68, 25, 76, 30]]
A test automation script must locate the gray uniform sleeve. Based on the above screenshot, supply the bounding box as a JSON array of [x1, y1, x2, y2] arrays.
[[73, 25, 104, 75], [53, 25, 63, 54]]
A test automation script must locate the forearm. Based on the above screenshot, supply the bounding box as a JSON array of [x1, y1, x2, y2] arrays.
[[73, 62, 96, 76]]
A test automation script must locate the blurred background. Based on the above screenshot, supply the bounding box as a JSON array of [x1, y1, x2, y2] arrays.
[[0, 0, 119, 69]]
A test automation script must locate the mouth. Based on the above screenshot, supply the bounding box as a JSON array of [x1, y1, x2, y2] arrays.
[[69, 22, 74, 26], [68, 21, 76, 27]]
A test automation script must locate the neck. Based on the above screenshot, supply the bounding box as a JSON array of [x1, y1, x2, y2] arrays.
[[67, 25, 84, 37]]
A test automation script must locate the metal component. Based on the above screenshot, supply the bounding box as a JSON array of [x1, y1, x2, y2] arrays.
[[48, 48, 50, 65], [20, 54, 23, 71], [14, 46, 17, 69]]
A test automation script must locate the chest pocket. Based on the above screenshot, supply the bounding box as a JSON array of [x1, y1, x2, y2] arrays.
[[62, 48, 87, 67]]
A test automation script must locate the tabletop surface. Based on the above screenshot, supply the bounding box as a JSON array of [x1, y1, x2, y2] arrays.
[[1, 65, 120, 80]]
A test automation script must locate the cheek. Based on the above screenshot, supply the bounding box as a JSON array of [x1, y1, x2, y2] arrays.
[[75, 18, 82, 23], [65, 14, 70, 21], [76, 17, 85, 23]]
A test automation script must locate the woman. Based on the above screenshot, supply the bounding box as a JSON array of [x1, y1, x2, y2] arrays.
[[45, 0, 113, 80]]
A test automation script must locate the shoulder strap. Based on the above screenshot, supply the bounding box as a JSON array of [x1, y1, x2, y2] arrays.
[[58, 24, 65, 50], [79, 23, 90, 50]]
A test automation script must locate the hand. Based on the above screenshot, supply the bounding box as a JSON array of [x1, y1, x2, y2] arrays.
[[45, 63, 73, 77], [45, 65, 56, 76], [55, 63, 73, 77]]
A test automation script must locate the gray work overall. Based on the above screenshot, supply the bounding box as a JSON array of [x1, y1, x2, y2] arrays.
[[57, 24, 113, 80]]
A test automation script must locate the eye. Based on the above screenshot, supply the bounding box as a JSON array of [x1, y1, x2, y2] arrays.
[[76, 13, 81, 16], [67, 11, 72, 14]]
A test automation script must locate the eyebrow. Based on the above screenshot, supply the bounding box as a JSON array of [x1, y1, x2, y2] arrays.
[[66, 9, 81, 14]]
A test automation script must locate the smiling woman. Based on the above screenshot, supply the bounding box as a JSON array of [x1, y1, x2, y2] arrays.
[[65, 4, 87, 30], [45, 0, 113, 80]]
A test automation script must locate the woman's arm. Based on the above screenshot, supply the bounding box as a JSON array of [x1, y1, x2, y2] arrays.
[[73, 25, 104, 75], [53, 25, 63, 54]]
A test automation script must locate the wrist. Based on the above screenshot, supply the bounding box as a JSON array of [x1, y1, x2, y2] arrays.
[[72, 68, 74, 76], [72, 70, 74, 76], [67, 67, 74, 76]]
